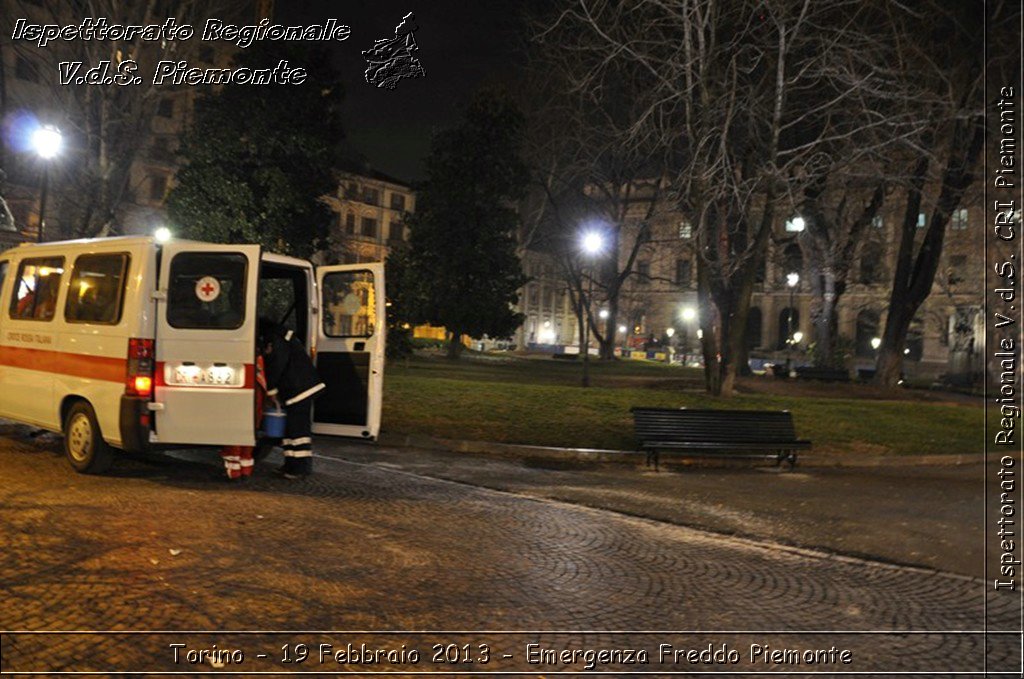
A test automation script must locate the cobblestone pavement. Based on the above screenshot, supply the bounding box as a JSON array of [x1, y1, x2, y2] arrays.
[[0, 425, 1018, 676]]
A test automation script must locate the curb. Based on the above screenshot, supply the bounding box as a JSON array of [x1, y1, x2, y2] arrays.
[[376, 433, 981, 469]]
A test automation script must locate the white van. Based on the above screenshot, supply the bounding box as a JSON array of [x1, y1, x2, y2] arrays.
[[0, 236, 385, 473]]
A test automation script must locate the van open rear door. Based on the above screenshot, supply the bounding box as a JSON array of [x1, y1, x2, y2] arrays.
[[153, 243, 261, 446], [312, 263, 385, 439]]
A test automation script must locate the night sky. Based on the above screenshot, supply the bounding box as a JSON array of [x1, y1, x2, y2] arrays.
[[278, 1, 528, 183]]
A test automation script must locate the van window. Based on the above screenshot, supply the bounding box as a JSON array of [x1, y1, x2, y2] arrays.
[[65, 253, 129, 325], [322, 270, 376, 338], [167, 252, 247, 329], [10, 257, 64, 321], [0, 261, 8, 296]]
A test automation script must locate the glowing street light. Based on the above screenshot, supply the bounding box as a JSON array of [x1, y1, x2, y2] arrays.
[[871, 337, 882, 350], [599, 309, 609, 320], [786, 272, 800, 377], [154, 226, 172, 243], [579, 229, 606, 388], [581, 231, 605, 255], [31, 125, 62, 242], [32, 126, 63, 160]]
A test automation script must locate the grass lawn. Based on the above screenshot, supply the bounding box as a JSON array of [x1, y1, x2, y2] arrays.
[[382, 355, 983, 456]]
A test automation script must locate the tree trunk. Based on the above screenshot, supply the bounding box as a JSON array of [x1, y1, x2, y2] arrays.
[[874, 112, 983, 387]]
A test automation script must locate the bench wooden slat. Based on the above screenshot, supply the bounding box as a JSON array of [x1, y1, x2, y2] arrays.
[[630, 407, 811, 471]]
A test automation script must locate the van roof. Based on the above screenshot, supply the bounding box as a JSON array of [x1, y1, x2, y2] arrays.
[[17, 235, 159, 248]]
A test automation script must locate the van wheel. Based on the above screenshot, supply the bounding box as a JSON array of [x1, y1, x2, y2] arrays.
[[63, 402, 114, 474]]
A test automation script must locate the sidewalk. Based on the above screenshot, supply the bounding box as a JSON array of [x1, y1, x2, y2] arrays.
[[317, 434, 989, 579]]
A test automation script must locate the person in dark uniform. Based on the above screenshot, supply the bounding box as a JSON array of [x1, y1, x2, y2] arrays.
[[259, 320, 325, 479]]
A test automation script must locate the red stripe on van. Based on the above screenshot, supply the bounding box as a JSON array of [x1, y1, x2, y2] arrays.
[[0, 345, 126, 382], [153, 362, 255, 389]]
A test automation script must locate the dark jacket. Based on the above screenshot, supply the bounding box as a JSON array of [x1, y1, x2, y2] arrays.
[[261, 326, 325, 406]]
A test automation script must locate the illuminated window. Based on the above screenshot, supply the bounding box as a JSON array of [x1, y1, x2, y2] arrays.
[[951, 207, 968, 230], [65, 254, 129, 325], [10, 257, 65, 321]]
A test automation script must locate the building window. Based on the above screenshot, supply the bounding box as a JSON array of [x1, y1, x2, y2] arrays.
[[157, 97, 175, 118], [872, 215, 884, 229], [149, 174, 169, 202], [951, 207, 968, 230], [390, 193, 406, 211], [859, 242, 884, 284], [675, 259, 692, 287], [345, 213, 356, 234], [363, 188, 380, 206], [361, 217, 378, 238], [917, 212, 927, 228], [344, 182, 359, 199], [678, 221, 693, 239], [388, 220, 403, 242]]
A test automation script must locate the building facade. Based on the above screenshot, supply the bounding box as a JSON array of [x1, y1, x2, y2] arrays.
[[322, 169, 415, 264], [514, 196, 984, 382]]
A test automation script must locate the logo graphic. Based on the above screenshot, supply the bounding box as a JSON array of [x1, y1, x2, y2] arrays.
[[362, 12, 426, 90]]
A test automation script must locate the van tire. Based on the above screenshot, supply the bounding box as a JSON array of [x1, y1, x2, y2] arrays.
[[63, 402, 114, 474]]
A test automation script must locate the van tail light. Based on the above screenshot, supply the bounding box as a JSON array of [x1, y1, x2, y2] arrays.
[[126, 338, 155, 398]]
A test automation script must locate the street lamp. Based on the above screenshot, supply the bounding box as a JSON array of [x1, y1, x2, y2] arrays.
[[871, 337, 882, 350], [786, 272, 800, 377], [665, 326, 675, 364], [579, 229, 605, 387], [618, 324, 628, 354], [31, 125, 62, 243], [680, 306, 697, 365], [154, 226, 172, 243]]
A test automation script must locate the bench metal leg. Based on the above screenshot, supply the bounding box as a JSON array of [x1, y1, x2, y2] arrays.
[[644, 449, 660, 471], [786, 451, 798, 470]]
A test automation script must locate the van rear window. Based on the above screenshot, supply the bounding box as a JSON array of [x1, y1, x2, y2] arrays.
[[167, 252, 248, 329]]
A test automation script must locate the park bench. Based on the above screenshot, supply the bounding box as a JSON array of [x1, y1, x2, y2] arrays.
[[630, 407, 811, 471], [795, 366, 851, 382]]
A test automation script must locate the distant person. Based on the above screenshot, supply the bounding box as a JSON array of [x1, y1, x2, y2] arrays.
[[259, 319, 325, 479]]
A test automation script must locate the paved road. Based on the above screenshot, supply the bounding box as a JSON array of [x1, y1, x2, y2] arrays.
[[0, 425, 1018, 675]]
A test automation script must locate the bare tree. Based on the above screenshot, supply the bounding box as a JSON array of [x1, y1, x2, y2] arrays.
[[870, 0, 1005, 386], [534, 0, 917, 394], [0, 1, 248, 238]]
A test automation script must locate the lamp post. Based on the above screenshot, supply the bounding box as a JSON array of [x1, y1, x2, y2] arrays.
[[618, 324, 628, 355], [665, 326, 675, 364], [785, 271, 799, 377], [580, 230, 604, 387], [31, 125, 62, 243], [681, 306, 696, 366]]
